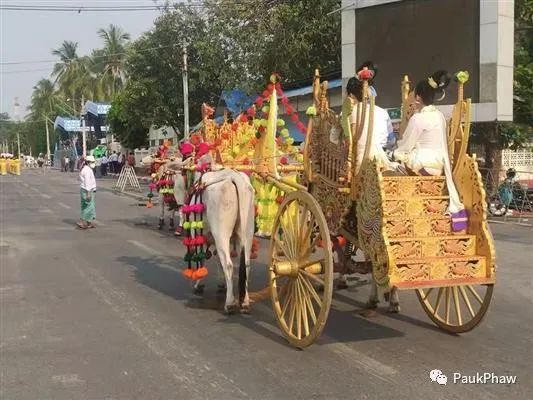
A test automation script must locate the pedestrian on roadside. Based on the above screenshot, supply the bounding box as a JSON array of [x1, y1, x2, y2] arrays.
[[127, 151, 136, 167], [77, 155, 97, 229], [95, 156, 102, 178], [110, 151, 118, 174], [101, 154, 108, 176], [69, 155, 75, 172], [117, 152, 124, 172], [64, 155, 69, 172]]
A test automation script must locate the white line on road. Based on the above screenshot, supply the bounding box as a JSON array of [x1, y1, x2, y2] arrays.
[[57, 202, 71, 209], [72, 260, 248, 398], [40, 193, 52, 199], [128, 240, 159, 256], [39, 208, 53, 214], [30, 187, 38, 192]]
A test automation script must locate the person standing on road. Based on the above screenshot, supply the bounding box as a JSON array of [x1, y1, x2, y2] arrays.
[[64, 155, 69, 172], [77, 155, 97, 229], [101, 154, 108, 177], [109, 151, 118, 174], [127, 151, 136, 167], [117, 152, 124, 172], [95, 155, 102, 178]]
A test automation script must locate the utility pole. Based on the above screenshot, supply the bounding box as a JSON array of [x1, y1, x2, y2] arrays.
[[45, 117, 51, 160], [81, 115, 87, 157], [182, 42, 189, 139]]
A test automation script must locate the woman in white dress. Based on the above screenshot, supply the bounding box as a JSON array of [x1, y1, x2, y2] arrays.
[[394, 70, 467, 231], [346, 68, 394, 174]]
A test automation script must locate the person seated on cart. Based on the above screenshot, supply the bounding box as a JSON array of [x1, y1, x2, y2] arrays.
[[393, 70, 467, 230], [346, 69, 394, 174]]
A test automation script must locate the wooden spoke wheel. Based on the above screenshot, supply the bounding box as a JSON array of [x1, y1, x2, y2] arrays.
[[269, 191, 333, 348], [416, 284, 494, 333]]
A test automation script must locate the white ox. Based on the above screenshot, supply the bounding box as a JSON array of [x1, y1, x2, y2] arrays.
[[189, 169, 255, 314]]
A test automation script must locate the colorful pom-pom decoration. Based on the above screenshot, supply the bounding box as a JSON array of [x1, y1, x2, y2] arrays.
[[182, 269, 194, 279]]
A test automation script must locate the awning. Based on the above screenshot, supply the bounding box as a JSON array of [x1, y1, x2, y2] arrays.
[[283, 78, 343, 98], [85, 101, 111, 117]]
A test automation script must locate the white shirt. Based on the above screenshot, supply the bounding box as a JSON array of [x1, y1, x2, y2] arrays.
[[110, 154, 118, 162], [101, 156, 108, 164], [79, 165, 96, 191], [118, 154, 123, 163], [396, 107, 446, 154], [350, 104, 391, 169]]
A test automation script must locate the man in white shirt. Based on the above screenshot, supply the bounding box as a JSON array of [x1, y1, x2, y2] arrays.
[[78, 156, 97, 229]]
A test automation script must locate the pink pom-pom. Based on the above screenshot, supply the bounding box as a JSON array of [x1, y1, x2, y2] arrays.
[[195, 235, 206, 245], [182, 205, 192, 214]]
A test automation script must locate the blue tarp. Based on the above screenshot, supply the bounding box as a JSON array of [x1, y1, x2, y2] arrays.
[[221, 90, 256, 115]]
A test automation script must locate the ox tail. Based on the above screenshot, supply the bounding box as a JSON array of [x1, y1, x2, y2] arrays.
[[230, 172, 254, 304], [239, 248, 246, 305]]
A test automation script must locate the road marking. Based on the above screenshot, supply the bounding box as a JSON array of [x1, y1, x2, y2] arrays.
[[52, 374, 86, 388], [57, 202, 71, 209], [40, 193, 52, 199], [30, 187, 38, 192], [22, 183, 29, 188], [325, 341, 398, 383], [128, 240, 159, 255], [39, 208, 53, 214], [72, 260, 248, 398]]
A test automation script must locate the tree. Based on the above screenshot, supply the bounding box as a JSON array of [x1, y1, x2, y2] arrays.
[[115, 0, 341, 146], [96, 24, 131, 98], [107, 90, 149, 149]]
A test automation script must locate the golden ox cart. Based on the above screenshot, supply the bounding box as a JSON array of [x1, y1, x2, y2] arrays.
[[202, 70, 495, 348]]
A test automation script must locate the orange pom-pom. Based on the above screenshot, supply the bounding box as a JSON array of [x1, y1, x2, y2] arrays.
[[182, 269, 194, 279], [146, 201, 153, 208], [195, 266, 208, 279], [336, 236, 346, 247]]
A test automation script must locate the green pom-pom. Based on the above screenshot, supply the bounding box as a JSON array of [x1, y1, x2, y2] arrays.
[[196, 221, 204, 229], [306, 105, 317, 116], [270, 74, 277, 83], [253, 119, 261, 128], [183, 221, 191, 229], [255, 131, 262, 139], [184, 253, 193, 262], [277, 119, 285, 127], [261, 106, 269, 114], [456, 71, 469, 84], [281, 128, 289, 138]]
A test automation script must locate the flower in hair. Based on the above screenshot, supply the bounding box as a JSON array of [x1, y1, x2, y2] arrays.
[[427, 77, 438, 89]]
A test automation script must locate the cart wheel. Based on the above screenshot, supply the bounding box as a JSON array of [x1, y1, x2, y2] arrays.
[[269, 190, 333, 348], [416, 284, 494, 333]]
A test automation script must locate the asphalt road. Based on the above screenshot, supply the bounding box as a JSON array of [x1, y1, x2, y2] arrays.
[[1, 169, 531, 400]]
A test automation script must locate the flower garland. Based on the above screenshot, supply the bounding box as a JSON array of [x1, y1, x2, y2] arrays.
[[181, 187, 209, 281], [157, 171, 178, 210]]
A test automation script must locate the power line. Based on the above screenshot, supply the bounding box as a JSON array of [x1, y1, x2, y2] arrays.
[[0, 67, 53, 75], [1, 43, 181, 66]]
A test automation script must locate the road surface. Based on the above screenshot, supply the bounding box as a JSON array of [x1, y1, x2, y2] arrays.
[[1, 170, 531, 400]]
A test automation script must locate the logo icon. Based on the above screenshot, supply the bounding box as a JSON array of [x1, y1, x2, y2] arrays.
[[430, 369, 448, 385]]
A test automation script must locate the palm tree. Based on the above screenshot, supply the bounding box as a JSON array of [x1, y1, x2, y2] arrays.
[[97, 24, 131, 98], [51, 40, 84, 111], [28, 79, 57, 119]]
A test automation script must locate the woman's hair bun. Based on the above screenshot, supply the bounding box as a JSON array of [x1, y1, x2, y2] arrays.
[[431, 70, 451, 90], [357, 61, 378, 81]]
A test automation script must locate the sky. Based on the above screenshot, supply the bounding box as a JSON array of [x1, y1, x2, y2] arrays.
[[0, 1, 162, 117]]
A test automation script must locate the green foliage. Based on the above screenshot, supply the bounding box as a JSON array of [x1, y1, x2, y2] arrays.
[[107, 91, 149, 150]]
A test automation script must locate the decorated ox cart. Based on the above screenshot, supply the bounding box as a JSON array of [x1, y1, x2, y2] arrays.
[[173, 69, 494, 348], [229, 69, 495, 348]]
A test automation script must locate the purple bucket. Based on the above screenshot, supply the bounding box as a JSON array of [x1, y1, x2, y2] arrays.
[[451, 209, 468, 232]]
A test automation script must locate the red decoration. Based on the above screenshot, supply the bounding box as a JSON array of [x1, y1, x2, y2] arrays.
[[258, 126, 266, 133], [291, 114, 299, 122], [281, 96, 289, 105], [267, 83, 274, 92], [276, 195, 284, 204], [231, 124, 238, 132], [280, 156, 288, 165], [285, 105, 294, 115], [247, 107, 255, 116], [358, 68, 374, 80], [262, 90, 269, 98]]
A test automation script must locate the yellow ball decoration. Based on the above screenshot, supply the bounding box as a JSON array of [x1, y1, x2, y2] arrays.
[[286, 138, 294, 145], [296, 154, 304, 162], [281, 129, 290, 138], [277, 119, 285, 127], [262, 106, 270, 114]]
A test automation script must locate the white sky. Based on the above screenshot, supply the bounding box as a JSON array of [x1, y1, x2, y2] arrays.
[[0, 1, 161, 116]]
